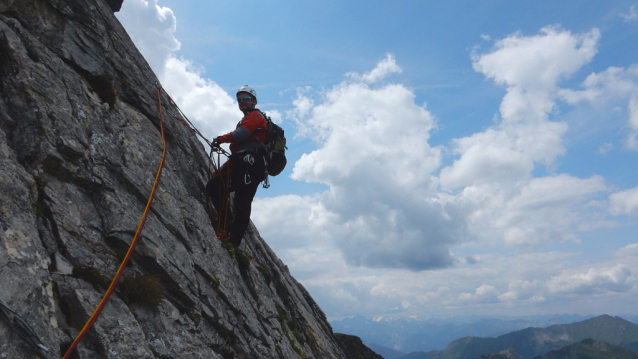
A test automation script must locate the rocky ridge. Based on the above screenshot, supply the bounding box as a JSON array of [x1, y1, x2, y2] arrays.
[[0, 0, 348, 358]]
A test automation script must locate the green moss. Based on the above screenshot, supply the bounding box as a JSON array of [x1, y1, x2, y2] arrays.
[[34, 200, 47, 218], [293, 331, 306, 345], [235, 250, 251, 272], [234, 249, 259, 300], [210, 276, 221, 294], [288, 334, 306, 359], [287, 320, 297, 332], [257, 266, 272, 284], [120, 274, 164, 309], [222, 242, 234, 256], [276, 305, 288, 330]]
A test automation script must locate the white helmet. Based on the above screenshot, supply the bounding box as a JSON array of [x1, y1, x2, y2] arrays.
[[237, 85, 257, 100]]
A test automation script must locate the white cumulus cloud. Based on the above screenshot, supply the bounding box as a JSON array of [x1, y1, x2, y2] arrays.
[[488, 175, 606, 248], [499, 279, 545, 302], [346, 53, 403, 84], [547, 265, 635, 294], [472, 26, 600, 122], [116, 0, 180, 78], [285, 59, 464, 271], [442, 27, 600, 190], [460, 284, 501, 304], [609, 186, 638, 215], [558, 64, 638, 150], [117, 0, 239, 144], [442, 27, 609, 248]]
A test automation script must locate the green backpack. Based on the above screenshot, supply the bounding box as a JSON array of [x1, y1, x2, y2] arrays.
[[259, 111, 287, 176]]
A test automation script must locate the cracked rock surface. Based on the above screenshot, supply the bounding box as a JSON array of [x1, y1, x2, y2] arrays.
[[0, 0, 347, 358]]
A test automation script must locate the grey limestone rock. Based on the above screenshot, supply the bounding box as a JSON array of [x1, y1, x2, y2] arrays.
[[0, 0, 346, 358]]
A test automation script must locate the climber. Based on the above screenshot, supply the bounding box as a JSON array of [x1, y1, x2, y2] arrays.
[[206, 85, 267, 247]]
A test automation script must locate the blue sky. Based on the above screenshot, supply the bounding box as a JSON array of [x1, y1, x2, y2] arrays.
[[116, 1, 638, 319]]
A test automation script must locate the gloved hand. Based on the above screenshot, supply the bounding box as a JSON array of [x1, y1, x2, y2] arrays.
[[212, 136, 221, 148]]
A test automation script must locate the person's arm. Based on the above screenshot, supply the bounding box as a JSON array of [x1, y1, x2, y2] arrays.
[[217, 112, 265, 144]]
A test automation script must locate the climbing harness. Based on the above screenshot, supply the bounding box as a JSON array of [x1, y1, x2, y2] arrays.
[[61, 83, 168, 359], [0, 300, 59, 359]]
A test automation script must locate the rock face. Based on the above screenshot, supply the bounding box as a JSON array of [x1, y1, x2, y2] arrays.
[[334, 334, 384, 359], [0, 0, 347, 358]]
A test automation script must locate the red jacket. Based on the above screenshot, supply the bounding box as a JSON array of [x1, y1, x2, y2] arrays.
[[218, 110, 267, 153]]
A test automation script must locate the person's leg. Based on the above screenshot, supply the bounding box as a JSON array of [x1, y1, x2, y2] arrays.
[[205, 177, 222, 210], [229, 182, 259, 247], [229, 153, 266, 247]]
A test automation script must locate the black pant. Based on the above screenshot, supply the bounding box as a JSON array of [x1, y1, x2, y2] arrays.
[[206, 152, 266, 247]]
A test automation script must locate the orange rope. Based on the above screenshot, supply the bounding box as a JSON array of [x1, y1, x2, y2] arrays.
[[214, 161, 232, 240], [62, 86, 168, 359]]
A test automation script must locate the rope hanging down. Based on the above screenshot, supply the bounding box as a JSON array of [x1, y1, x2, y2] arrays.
[[61, 84, 168, 359], [210, 159, 233, 240]]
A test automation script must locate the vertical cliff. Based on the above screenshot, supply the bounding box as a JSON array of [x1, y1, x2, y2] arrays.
[[0, 0, 347, 358]]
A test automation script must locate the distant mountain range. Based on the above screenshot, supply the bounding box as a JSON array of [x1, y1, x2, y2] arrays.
[[532, 338, 638, 359], [474, 349, 522, 359], [470, 340, 638, 359], [331, 313, 609, 353], [392, 315, 638, 359]]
